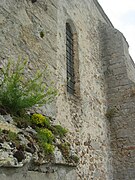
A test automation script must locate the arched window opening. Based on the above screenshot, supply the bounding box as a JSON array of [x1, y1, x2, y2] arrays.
[[66, 23, 75, 94]]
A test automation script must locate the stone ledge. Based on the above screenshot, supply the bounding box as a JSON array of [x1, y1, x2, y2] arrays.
[[0, 114, 78, 168]]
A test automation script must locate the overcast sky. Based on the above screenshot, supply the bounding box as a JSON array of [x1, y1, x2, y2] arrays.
[[98, 0, 135, 61]]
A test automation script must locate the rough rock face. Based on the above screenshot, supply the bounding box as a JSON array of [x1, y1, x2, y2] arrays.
[[0, 0, 135, 180], [0, 114, 78, 180], [100, 23, 135, 180], [0, 164, 77, 180], [0, 115, 78, 168]]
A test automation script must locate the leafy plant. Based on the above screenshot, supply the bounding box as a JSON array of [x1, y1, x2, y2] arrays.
[[37, 128, 54, 155], [0, 58, 57, 115], [7, 131, 18, 141], [37, 128, 54, 144], [41, 142, 54, 155], [31, 113, 50, 127], [52, 125, 68, 138]]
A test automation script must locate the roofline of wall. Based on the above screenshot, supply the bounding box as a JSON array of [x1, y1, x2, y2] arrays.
[[93, 0, 114, 27]]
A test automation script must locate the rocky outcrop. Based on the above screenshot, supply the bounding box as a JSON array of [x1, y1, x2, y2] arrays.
[[0, 114, 78, 168]]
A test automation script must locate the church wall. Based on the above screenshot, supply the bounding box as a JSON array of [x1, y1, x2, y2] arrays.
[[0, 0, 135, 179], [0, 0, 112, 179], [55, 0, 112, 179], [0, 0, 58, 117], [0, 0, 113, 179], [99, 23, 135, 180]]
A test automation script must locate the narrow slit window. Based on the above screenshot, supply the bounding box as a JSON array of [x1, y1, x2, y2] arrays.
[[66, 23, 75, 94]]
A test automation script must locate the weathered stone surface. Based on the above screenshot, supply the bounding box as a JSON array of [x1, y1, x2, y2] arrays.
[[100, 23, 135, 180], [0, 115, 19, 133], [54, 147, 65, 164], [0, 0, 135, 179], [0, 115, 77, 169], [0, 164, 77, 180]]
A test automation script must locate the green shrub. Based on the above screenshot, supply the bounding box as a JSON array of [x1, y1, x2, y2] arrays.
[[31, 114, 50, 127], [41, 142, 54, 155], [7, 131, 18, 141], [37, 128, 54, 144], [5, 130, 19, 147], [53, 125, 68, 138], [0, 58, 57, 115], [37, 128, 54, 155]]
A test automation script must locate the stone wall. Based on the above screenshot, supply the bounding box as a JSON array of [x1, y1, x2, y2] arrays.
[[56, 0, 112, 179], [0, 164, 77, 180], [0, 0, 112, 179], [0, 0, 58, 117], [99, 22, 135, 180], [0, 0, 135, 179]]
